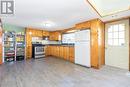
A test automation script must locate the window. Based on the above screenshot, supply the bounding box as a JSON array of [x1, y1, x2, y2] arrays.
[[62, 33, 75, 44], [108, 24, 125, 46]]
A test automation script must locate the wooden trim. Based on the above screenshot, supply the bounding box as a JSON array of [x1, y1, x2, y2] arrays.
[[86, 0, 102, 17], [129, 18, 130, 71], [102, 9, 130, 17], [105, 16, 130, 23], [86, 0, 130, 17]]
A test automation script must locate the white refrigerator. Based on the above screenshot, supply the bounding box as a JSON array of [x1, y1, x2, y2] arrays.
[[75, 30, 90, 67]]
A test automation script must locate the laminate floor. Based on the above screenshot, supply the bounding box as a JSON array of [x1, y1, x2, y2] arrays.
[[0, 57, 130, 87]]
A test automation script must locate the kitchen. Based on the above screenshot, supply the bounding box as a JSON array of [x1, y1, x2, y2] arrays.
[[0, 18, 104, 69], [24, 19, 104, 69], [0, 0, 130, 87]]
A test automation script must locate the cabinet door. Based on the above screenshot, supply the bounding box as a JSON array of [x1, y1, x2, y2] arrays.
[[49, 32, 61, 41], [59, 46, 64, 58], [55, 32, 61, 41], [49, 46, 53, 56], [55, 46, 60, 57], [62, 47, 69, 60], [45, 31, 49, 36], [53, 46, 56, 56], [39, 30, 43, 37], [45, 46, 50, 56], [43, 31, 49, 36], [49, 32, 54, 40], [69, 47, 75, 62], [45, 46, 51, 56]]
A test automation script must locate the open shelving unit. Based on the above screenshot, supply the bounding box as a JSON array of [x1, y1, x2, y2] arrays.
[[4, 31, 16, 62], [16, 32, 25, 61], [3, 31, 25, 62]]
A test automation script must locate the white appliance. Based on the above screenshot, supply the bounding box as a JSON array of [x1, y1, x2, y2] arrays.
[[75, 30, 90, 67]]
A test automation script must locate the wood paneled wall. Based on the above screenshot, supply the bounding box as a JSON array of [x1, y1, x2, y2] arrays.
[[75, 19, 105, 69], [26, 28, 32, 59], [0, 20, 3, 64]]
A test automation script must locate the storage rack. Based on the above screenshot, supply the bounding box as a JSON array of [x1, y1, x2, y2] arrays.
[[16, 32, 25, 61], [4, 31, 16, 62]]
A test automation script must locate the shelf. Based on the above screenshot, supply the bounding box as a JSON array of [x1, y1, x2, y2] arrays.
[[16, 34, 25, 36], [5, 56, 15, 58], [17, 47, 25, 48], [4, 41, 15, 42], [17, 41, 24, 42], [4, 46, 15, 48], [5, 52, 15, 53]]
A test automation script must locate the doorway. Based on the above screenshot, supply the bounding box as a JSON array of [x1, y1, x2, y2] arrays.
[[105, 19, 129, 70]]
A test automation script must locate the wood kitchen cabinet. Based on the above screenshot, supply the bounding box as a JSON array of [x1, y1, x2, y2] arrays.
[[26, 28, 43, 37], [59, 46, 64, 58], [63, 47, 69, 60], [32, 29, 43, 37], [43, 30, 49, 36], [69, 47, 75, 62], [49, 31, 61, 41], [45, 45, 75, 63], [45, 46, 50, 56]]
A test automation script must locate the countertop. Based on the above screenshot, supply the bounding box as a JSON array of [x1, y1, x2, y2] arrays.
[[46, 44, 75, 47]]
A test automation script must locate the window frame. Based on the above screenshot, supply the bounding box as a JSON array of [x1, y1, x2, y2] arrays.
[[107, 23, 125, 46], [62, 32, 75, 44]]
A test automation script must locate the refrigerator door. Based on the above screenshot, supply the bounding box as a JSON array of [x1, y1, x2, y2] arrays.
[[75, 30, 90, 42], [75, 41, 90, 67]]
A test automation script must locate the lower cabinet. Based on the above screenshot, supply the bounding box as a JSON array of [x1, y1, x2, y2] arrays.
[[69, 47, 75, 62], [45, 46, 75, 63]]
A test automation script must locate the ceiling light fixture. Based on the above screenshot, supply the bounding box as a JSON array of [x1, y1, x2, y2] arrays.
[[42, 21, 55, 28], [44, 23, 51, 27]]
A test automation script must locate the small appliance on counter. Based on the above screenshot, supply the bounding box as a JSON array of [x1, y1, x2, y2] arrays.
[[32, 44, 45, 59]]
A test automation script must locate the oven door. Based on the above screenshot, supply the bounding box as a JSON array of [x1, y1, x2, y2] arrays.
[[35, 46, 44, 54]]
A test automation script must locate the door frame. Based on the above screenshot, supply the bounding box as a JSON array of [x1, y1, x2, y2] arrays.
[[129, 18, 130, 71]]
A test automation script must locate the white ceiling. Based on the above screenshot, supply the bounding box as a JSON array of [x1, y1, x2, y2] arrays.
[[1, 0, 99, 30], [1, 0, 130, 31]]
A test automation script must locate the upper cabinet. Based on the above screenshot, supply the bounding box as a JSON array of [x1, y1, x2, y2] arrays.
[[42, 30, 49, 36], [26, 28, 49, 37], [32, 29, 43, 37], [49, 31, 61, 41]]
